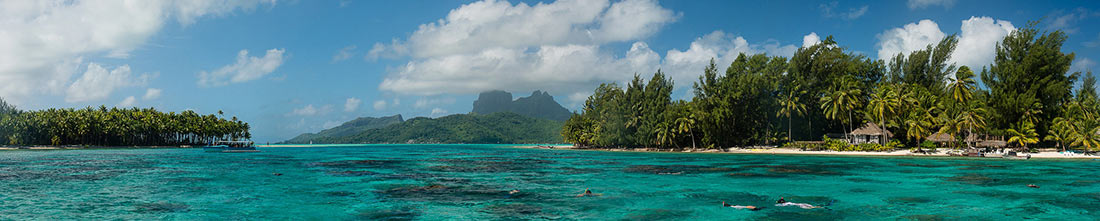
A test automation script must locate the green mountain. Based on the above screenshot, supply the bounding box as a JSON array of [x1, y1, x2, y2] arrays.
[[301, 112, 563, 144], [471, 90, 571, 121], [282, 115, 403, 144]]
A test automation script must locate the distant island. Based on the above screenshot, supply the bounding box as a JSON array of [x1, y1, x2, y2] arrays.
[[282, 90, 569, 144], [0, 98, 250, 147]]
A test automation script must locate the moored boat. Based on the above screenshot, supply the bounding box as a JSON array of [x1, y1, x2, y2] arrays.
[[203, 141, 260, 153]]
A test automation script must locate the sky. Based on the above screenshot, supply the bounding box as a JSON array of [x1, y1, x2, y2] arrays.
[[1, 0, 1099, 142]]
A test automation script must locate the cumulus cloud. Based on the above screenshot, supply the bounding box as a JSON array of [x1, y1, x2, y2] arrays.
[[803, 32, 822, 48], [376, 0, 800, 100], [198, 48, 287, 87], [661, 31, 798, 87], [118, 96, 137, 107], [819, 2, 868, 20], [65, 63, 150, 103], [344, 97, 361, 112], [0, 0, 276, 104], [143, 88, 162, 100], [876, 19, 946, 62], [371, 0, 676, 58], [332, 45, 356, 63], [907, 0, 955, 10], [877, 17, 1015, 70], [953, 17, 1015, 69]]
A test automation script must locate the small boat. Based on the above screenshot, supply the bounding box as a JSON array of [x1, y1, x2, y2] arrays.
[[203, 141, 260, 153], [1002, 151, 1030, 160]]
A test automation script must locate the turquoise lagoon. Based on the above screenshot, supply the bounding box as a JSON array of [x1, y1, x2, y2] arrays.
[[1, 144, 1098, 220]]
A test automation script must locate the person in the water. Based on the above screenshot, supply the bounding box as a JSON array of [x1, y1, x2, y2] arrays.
[[576, 188, 602, 197], [722, 201, 761, 211], [775, 197, 827, 209]]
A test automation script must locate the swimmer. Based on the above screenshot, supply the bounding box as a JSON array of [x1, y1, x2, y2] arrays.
[[775, 197, 830, 209], [576, 188, 602, 197], [723, 201, 762, 211], [1027, 184, 1039, 188], [509, 189, 520, 194]]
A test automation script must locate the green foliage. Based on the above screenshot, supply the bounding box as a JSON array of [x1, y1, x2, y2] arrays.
[[329, 112, 562, 144], [981, 22, 1077, 142], [563, 23, 1094, 152], [284, 115, 403, 144], [0, 102, 250, 146]]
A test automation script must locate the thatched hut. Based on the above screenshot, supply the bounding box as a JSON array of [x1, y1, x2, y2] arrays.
[[927, 132, 954, 144], [849, 122, 892, 144]]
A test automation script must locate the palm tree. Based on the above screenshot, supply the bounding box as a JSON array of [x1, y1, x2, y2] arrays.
[[676, 113, 697, 150], [1007, 121, 1039, 150], [948, 66, 976, 105], [1021, 102, 1043, 125], [820, 78, 862, 142], [655, 122, 675, 149], [1045, 117, 1072, 152], [1070, 119, 1100, 151], [869, 84, 901, 144], [956, 106, 987, 149], [778, 84, 807, 143]]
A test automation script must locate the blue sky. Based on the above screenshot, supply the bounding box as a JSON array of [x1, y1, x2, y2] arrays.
[[1, 0, 1098, 142]]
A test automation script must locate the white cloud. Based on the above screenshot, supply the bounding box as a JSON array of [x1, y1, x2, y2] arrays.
[[198, 48, 287, 87], [876, 17, 1015, 70], [803, 32, 822, 48], [0, 0, 276, 104], [65, 63, 149, 103], [332, 45, 356, 63], [373, 100, 388, 111], [430, 108, 449, 117], [1073, 58, 1096, 74], [373, 0, 676, 58], [118, 96, 137, 107], [344, 97, 361, 112], [414, 97, 457, 109], [907, 0, 955, 10], [143, 88, 162, 100], [290, 104, 331, 116], [820, 2, 868, 20], [1048, 8, 1098, 34], [952, 17, 1015, 69], [876, 19, 946, 61], [376, 0, 799, 98], [661, 31, 798, 87]]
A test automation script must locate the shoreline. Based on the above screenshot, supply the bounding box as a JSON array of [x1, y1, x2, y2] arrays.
[[510, 145, 1100, 159]]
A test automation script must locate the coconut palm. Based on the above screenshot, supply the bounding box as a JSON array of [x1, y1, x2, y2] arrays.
[[948, 66, 977, 104], [868, 84, 901, 144], [1007, 121, 1039, 150], [676, 113, 697, 150], [821, 77, 862, 142], [778, 84, 807, 143], [956, 106, 987, 149], [1045, 117, 1072, 152]]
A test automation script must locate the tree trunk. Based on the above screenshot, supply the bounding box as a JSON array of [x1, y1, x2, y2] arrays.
[[690, 129, 697, 150], [880, 113, 887, 145], [788, 116, 793, 143]]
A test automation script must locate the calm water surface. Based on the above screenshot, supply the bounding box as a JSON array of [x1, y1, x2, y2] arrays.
[[1, 145, 1098, 220]]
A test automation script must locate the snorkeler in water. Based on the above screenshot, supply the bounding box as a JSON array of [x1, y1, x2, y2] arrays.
[[723, 201, 762, 211], [576, 188, 602, 197], [775, 197, 830, 209]]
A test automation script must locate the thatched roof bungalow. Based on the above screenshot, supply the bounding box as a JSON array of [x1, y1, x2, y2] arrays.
[[849, 122, 892, 144]]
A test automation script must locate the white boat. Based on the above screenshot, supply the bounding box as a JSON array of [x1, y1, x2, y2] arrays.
[[203, 141, 260, 153]]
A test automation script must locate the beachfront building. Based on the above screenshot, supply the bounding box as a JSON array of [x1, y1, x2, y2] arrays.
[[927, 132, 954, 147], [848, 122, 892, 145]]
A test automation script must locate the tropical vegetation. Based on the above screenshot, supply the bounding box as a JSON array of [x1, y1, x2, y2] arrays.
[[563, 22, 1098, 152], [0, 99, 250, 146]]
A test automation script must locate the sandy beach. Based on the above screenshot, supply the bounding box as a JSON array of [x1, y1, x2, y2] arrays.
[[513, 145, 1100, 159]]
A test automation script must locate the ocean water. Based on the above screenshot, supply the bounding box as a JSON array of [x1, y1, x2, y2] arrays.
[[1, 145, 1098, 220]]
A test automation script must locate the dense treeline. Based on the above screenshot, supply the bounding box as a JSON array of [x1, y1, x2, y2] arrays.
[[563, 22, 1098, 152], [0, 99, 250, 146]]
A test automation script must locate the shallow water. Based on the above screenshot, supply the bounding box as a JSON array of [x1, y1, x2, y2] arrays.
[[1, 145, 1098, 220]]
